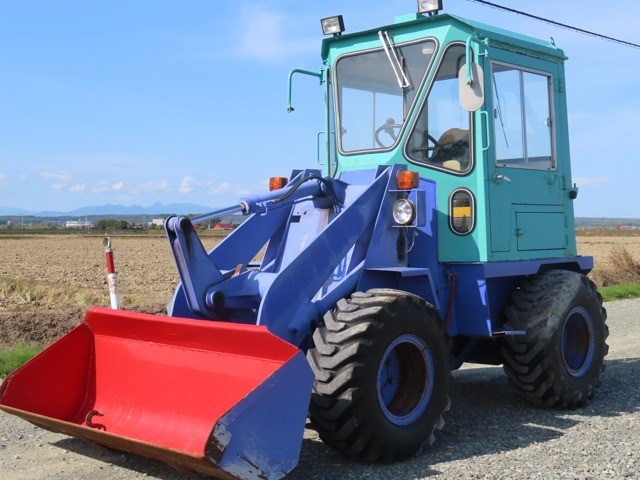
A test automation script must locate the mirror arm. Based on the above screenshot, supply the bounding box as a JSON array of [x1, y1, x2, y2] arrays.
[[465, 35, 489, 85], [287, 68, 324, 112]]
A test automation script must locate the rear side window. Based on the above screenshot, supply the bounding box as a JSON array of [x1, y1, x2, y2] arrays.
[[492, 62, 555, 170]]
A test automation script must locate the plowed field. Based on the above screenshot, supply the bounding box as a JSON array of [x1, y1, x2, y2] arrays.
[[0, 232, 638, 348], [0, 234, 220, 347]]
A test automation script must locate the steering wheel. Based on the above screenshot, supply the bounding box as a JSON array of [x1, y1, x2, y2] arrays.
[[410, 131, 441, 156], [375, 118, 402, 148]]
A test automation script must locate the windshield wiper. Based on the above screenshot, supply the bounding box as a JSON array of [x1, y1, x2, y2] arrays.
[[378, 31, 410, 90]]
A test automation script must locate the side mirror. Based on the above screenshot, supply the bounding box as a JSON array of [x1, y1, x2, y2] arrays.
[[458, 63, 484, 112]]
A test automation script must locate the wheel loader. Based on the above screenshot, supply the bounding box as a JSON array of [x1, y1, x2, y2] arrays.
[[0, 2, 608, 479]]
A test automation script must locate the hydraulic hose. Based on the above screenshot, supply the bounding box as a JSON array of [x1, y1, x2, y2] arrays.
[[272, 174, 340, 207]]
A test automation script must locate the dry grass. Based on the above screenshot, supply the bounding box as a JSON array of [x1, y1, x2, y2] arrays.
[[0, 275, 105, 308], [576, 231, 640, 287], [592, 246, 640, 287]]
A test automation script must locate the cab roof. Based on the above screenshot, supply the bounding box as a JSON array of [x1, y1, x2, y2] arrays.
[[321, 12, 566, 62]]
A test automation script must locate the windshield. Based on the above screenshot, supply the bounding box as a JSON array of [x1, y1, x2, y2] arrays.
[[336, 39, 436, 153]]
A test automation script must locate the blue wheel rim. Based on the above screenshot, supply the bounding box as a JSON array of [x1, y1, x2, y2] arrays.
[[561, 306, 596, 377], [377, 334, 433, 426]]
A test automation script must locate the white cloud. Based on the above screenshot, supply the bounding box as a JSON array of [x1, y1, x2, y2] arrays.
[[93, 180, 125, 193], [0, 173, 8, 185], [574, 177, 611, 188], [208, 182, 253, 196], [258, 178, 271, 192], [51, 183, 66, 191], [209, 182, 232, 194], [236, 6, 317, 62], [179, 176, 195, 194], [69, 183, 86, 193], [40, 171, 73, 181], [139, 179, 170, 192]]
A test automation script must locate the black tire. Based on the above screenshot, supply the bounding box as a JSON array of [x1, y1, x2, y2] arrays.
[[308, 289, 451, 462], [502, 270, 608, 408]]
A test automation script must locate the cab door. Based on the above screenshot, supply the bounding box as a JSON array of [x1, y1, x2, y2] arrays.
[[484, 47, 572, 260]]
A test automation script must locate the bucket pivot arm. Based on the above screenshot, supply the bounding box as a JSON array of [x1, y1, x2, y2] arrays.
[[165, 171, 345, 319]]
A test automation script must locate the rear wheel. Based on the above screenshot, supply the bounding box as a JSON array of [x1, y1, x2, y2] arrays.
[[502, 270, 608, 408], [308, 289, 451, 462]]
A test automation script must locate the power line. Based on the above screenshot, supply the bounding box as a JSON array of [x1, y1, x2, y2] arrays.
[[463, 0, 640, 49]]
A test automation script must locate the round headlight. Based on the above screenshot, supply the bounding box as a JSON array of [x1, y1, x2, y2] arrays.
[[392, 199, 416, 225]]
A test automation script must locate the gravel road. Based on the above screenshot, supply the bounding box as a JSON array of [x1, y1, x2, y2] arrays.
[[1, 299, 639, 480]]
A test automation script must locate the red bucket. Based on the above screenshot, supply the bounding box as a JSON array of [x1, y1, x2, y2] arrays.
[[0, 307, 313, 479]]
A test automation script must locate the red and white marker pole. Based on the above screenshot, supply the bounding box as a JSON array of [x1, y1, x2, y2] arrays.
[[103, 237, 120, 309]]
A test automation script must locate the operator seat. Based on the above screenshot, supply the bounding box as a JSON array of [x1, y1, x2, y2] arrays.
[[435, 128, 470, 171]]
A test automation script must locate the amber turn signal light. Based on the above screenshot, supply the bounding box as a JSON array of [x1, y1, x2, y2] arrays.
[[396, 170, 420, 189], [269, 177, 288, 191]]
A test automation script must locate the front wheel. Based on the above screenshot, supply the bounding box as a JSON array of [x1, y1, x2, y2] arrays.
[[502, 270, 608, 408], [308, 289, 451, 462]]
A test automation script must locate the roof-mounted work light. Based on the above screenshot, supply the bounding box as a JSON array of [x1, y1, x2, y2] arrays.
[[417, 0, 443, 15], [321, 15, 345, 36]]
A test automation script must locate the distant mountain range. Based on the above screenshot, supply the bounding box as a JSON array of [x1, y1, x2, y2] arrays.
[[0, 202, 214, 217]]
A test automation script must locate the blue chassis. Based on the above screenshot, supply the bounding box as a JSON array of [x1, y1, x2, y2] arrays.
[[165, 165, 593, 364]]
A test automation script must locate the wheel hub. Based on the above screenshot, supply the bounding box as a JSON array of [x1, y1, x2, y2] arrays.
[[377, 334, 433, 426], [561, 306, 596, 377]]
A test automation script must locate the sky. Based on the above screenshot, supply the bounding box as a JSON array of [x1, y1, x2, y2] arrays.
[[0, 0, 639, 217]]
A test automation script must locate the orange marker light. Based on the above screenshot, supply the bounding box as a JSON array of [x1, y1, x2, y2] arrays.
[[396, 170, 420, 189], [269, 177, 288, 191]]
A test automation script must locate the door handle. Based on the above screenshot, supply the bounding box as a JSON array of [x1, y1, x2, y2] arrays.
[[480, 111, 490, 152], [493, 174, 512, 184]]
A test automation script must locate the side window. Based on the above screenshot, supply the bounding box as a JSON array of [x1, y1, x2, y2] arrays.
[[407, 44, 472, 174], [492, 62, 554, 170]]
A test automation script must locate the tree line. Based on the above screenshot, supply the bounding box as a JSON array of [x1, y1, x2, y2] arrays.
[[94, 219, 129, 230]]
